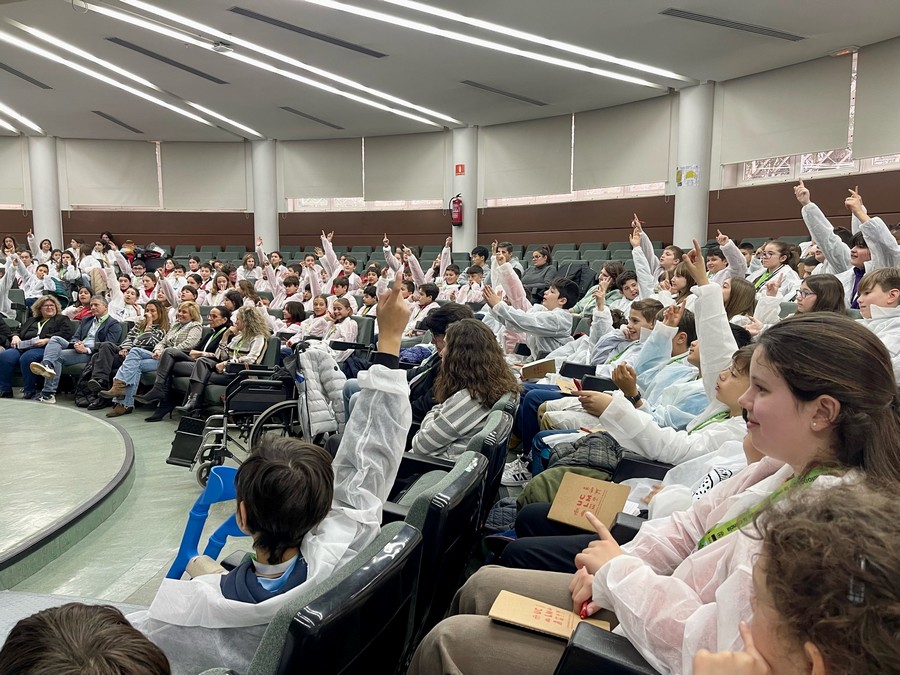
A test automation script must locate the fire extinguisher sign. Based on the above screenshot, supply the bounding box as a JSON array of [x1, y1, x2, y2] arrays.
[[455, 164, 465, 176]]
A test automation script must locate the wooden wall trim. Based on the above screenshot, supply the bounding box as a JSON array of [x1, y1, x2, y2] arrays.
[[0, 169, 897, 251]]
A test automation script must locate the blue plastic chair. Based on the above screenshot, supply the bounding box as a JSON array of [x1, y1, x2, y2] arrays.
[[166, 465, 250, 579]]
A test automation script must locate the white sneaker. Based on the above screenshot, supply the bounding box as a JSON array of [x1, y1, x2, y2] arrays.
[[38, 393, 56, 404], [500, 457, 532, 487], [30, 361, 56, 380]]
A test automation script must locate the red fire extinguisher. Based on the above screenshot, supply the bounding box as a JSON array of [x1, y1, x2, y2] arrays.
[[449, 194, 463, 227]]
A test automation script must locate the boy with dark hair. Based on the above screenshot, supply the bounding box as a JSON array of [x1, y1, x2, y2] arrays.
[[404, 282, 439, 337], [857, 267, 900, 383], [129, 283, 414, 674], [329, 276, 358, 312], [484, 263, 579, 359], [469, 245, 491, 284], [456, 264, 484, 305], [0, 603, 170, 675], [438, 264, 462, 301]]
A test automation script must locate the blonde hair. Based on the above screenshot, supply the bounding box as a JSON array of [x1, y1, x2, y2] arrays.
[[177, 301, 201, 323], [31, 295, 61, 318], [235, 305, 270, 340]]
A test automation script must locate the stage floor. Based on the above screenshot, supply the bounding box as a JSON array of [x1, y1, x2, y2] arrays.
[[0, 401, 132, 588]]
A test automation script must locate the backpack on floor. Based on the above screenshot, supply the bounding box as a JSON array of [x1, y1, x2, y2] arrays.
[[73, 361, 101, 409]]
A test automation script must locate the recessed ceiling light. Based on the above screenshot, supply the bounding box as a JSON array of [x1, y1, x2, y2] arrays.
[[0, 100, 43, 133], [378, 0, 694, 83], [88, 2, 445, 127], [0, 28, 210, 126], [116, 0, 461, 124], [185, 102, 263, 138], [302, 0, 668, 89], [0, 115, 19, 134]]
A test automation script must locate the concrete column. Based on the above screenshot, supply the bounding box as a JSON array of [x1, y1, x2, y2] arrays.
[[451, 126, 478, 253], [251, 139, 279, 250], [672, 83, 715, 248], [27, 136, 63, 247]]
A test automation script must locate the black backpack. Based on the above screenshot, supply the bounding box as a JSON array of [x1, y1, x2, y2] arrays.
[[556, 261, 594, 297], [73, 361, 102, 408]]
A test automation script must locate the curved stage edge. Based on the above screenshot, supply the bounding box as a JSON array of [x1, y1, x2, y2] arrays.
[[0, 402, 135, 590]]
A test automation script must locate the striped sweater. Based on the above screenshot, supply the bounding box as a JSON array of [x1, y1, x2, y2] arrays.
[[411, 388, 492, 460]]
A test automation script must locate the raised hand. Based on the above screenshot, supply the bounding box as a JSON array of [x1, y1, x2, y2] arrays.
[[793, 178, 811, 206], [375, 278, 409, 356], [383, 233, 390, 247], [445, 236, 452, 248], [764, 273, 783, 298], [482, 284, 501, 308], [682, 239, 708, 285], [314, 247, 324, 258], [629, 227, 641, 248], [631, 213, 644, 233], [491, 240, 498, 255], [715, 229, 730, 246], [662, 301, 686, 327], [844, 186, 864, 216], [659, 271, 672, 293], [256, 236, 263, 248]]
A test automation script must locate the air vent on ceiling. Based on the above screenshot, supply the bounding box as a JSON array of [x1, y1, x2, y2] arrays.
[[659, 8, 805, 41], [460, 81, 547, 106], [0, 62, 51, 89], [280, 106, 344, 130], [92, 110, 143, 134], [229, 7, 387, 58], [106, 37, 229, 84]]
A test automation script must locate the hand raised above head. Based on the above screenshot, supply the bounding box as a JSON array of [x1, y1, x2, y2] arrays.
[[793, 178, 810, 206]]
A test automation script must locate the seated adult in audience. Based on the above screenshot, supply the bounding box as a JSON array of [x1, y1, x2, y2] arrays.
[[0, 603, 171, 675], [520, 246, 556, 303], [174, 305, 270, 414], [29, 295, 122, 405], [99, 302, 203, 416], [694, 483, 900, 675], [409, 312, 900, 675], [83, 300, 169, 410], [136, 306, 232, 421], [411, 319, 520, 460], [0, 295, 73, 399], [128, 282, 413, 674]]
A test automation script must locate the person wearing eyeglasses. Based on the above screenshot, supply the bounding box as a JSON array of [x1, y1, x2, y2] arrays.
[[746, 240, 802, 302], [751, 273, 848, 333], [520, 246, 556, 304]]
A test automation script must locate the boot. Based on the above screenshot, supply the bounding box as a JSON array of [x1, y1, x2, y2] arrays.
[[99, 379, 127, 399], [106, 403, 133, 418], [175, 394, 201, 415], [145, 401, 175, 422], [135, 384, 169, 405], [87, 398, 111, 411], [86, 378, 106, 394]]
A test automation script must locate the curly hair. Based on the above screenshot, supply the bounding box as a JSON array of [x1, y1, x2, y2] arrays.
[[752, 483, 900, 675], [434, 319, 521, 407], [235, 305, 270, 340], [30, 294, 61, 318]]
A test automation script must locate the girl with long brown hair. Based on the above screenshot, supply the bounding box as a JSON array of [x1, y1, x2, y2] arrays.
[[411, 318, 520, 460]]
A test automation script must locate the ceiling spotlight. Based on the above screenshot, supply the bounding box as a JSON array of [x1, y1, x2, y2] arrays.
[[211, 41, 233, 53]]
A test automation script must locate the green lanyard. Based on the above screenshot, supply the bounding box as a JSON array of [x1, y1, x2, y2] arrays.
[[753, 265, 783, 290], [230, 336, 244, 360], [688, 410, 730, 435], [697, 467, 833, 549], [609, 341, 636, 364]]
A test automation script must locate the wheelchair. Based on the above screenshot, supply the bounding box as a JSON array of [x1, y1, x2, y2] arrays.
[[189, 342, 326, 487]]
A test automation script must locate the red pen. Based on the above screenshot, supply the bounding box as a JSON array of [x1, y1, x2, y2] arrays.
[[579, 600, 589, 619]]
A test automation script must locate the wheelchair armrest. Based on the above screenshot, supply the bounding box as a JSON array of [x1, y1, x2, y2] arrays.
[[611, 453, 673, 483], [330, 340, 367, 351], [554, 622, 660, 675], [381, 501, 410, 525], [559, 362, 596, 380], [395, 453, 454, 481], [609, 512, 646, 545]]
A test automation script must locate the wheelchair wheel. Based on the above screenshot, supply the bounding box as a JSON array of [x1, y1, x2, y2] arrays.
[[249, 400, 303, 447], [195, 460, 214, 488]]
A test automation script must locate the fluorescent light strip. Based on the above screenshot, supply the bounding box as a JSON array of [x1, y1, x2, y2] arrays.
[[4, 18, 161, 91], [7, 16, 262, 137], [0, 29, 212, 126], [90, 3, 442, 127], [379, 0, 694, 83], [0, 116, 19, 133], [117, 0, 461, 123], [301, 0, 667, 89], [186, 102, 262, 138], [0, 100, 43, 133]]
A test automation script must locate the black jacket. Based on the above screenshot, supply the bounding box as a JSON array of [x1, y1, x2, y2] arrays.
[[16, 314, 74, 342], [408, 352, 441, 424]]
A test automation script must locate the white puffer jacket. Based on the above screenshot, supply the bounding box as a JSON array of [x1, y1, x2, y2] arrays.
[[298, 342, 347, 436]]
